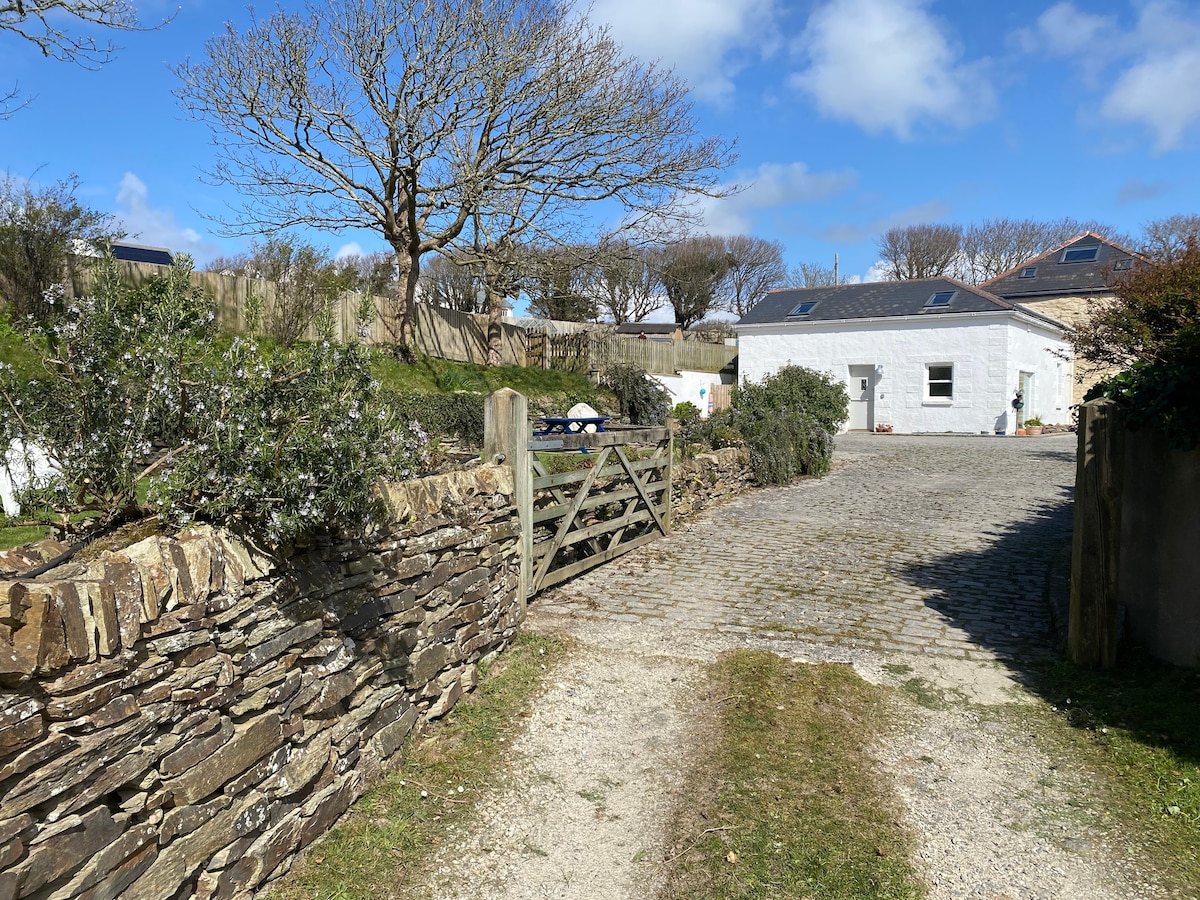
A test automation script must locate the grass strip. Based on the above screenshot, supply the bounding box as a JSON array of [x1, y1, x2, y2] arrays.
[[659, 650, 924, 900], [1029, 656, 1200, 894], [267, 631, 571, 900]]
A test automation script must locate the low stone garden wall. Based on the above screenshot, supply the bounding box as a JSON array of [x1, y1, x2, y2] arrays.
[[0, 465, 521, 900], [672, 447, 754, 521]]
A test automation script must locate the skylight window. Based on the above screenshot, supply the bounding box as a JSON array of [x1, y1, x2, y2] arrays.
[[788, 301, 818, 316], [924, 291, 956, 308], [1019, 266, 1037, 278], [1113, 258, 1134, 271], [1061, 245, 1099, 263]]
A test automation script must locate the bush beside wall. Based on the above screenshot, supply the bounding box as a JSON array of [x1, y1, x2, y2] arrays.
[[0, 465, 521, 900]]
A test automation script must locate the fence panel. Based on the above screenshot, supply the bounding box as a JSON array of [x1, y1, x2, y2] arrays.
[[544, 333, 738, 375]]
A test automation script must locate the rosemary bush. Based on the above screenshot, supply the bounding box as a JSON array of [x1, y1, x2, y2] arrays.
[[0, 256, 427, 544]]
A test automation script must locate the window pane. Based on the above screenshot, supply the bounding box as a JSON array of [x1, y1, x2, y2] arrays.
[[929, 382, 953, 397], [928, 366, 952, 381]]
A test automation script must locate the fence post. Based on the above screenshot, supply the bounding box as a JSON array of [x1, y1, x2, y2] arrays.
[[484, 389, 532, 616], [1069, 399, 1124, 668]]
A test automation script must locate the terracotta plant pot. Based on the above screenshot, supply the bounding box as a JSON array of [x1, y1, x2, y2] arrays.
[[1016, 428, 1027, 436], [1027, 425, 1043, 436]]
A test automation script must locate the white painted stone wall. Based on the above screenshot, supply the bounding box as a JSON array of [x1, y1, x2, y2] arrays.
[[651, 369, 734, 417], [736, 312, 1071, 434]]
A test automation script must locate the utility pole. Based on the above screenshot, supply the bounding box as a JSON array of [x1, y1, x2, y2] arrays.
[[834, 253, 839, 285]]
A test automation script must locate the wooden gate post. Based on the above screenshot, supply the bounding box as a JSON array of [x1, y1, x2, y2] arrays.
[[1069, 399, 1124, 668], [485, 389, 532, 617]]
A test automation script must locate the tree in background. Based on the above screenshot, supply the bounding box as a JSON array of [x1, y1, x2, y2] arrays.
[[721, 235, 786, 317], [328, 251, 396, 299], [1078, 241, 1200, 449], [175, 0, 733, 353], [585, 241, 662, 324], [0, 173, 121, 322], [1139, 214, 1200, 262], [521, 245, 597, 322], [653, 236, 731, 328], [420, 252, 484, 313], [206, 236, 338, 345], [876, 223, 963, 281], [786, 261, 838, 288]]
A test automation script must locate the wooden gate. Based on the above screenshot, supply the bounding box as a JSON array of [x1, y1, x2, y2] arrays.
[[484, 389, 672, 605], [528, 426, 672, 593]]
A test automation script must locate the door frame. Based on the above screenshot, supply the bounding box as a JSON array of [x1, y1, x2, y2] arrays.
[[847, 364, 876, 432]]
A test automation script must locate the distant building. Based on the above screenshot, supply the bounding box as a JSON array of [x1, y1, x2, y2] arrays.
[[110, 241, 174, 267], [615, 322, 681, 342], [983, 232, 1148, 404], [735, 277, 1072, 434]]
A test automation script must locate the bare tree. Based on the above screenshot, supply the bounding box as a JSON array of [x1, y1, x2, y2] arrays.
[[785, 261, 837, 288], [420, 252, 483, 312], [1, 0, 169, 116], [174, 0, 733, 351], [1139, 214, 1200, 262], [586, 240, 662, 324], [653, 236, 731, 329], [720, 235, 786, 317], [876, 224, 963, 280]]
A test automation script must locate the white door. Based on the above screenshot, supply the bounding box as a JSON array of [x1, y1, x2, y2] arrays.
[[848, 365, 875, 431]]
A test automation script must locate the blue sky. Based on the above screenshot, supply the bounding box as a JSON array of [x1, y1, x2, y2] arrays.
[[4, 0, 1200, 291]]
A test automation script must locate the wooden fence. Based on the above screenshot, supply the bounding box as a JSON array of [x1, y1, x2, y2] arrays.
[[535, 332, 738, 375], [67, 260, 526, 366]]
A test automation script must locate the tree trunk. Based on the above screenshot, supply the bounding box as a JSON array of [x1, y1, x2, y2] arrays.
[[486, 286, 504, 367], [391, 248, 418, 348]]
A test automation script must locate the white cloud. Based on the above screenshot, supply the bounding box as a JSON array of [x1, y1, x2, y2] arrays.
[[696, 161, 857, 234], [788, 0, 994, 139], [1016, 1, 1200, 152], [588, 0, 780, 104], [114, 173, 216, 261], [334, 242, 365, 260], [1014, 2, 1116, 61], [1102, 45, 1200, 152]]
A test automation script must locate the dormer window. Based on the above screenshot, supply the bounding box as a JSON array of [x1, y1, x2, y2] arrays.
[[788, 301, 818, 317], [1019, 266, 1037, 278], [1113, 258, 1134, 271], [924, 290, 956, 308], [1061, 245, 1099, 263]]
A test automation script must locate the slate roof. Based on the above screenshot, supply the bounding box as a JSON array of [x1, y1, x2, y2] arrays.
[[111, 241, 174, 266], [735, 276, 1062, 329], [983, 232, 1146, 300]]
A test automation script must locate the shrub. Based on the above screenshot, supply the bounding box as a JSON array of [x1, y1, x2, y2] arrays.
[[152, 338, 426, 544], [0, 255, 427, 545], [725, 365, 846, 485], [387, 390, 485, 447], [0, 255, 216, 527], [602, 363, 670, 425], [732, 365, 848, 434]]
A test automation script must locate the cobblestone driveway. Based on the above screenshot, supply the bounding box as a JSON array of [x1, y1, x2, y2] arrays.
[[535, 432, 1078, 662]]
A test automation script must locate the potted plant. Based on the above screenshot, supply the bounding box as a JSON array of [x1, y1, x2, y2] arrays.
[[1023, 416, 1043, 436]]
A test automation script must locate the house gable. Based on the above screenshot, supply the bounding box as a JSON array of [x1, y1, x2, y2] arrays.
[[983, 232, 1147, 301]]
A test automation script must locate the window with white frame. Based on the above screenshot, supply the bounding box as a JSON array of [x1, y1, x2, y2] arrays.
[[926, 364, 953, 400]]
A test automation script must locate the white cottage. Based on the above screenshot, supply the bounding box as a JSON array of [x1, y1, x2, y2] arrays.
[[734, 278, 1073, 434]]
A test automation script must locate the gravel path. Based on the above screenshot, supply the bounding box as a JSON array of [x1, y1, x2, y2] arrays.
[[415, 434, 1165, 900]]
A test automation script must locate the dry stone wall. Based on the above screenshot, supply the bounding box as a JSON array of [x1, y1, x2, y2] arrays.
[[0, 465, 521, 900]]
